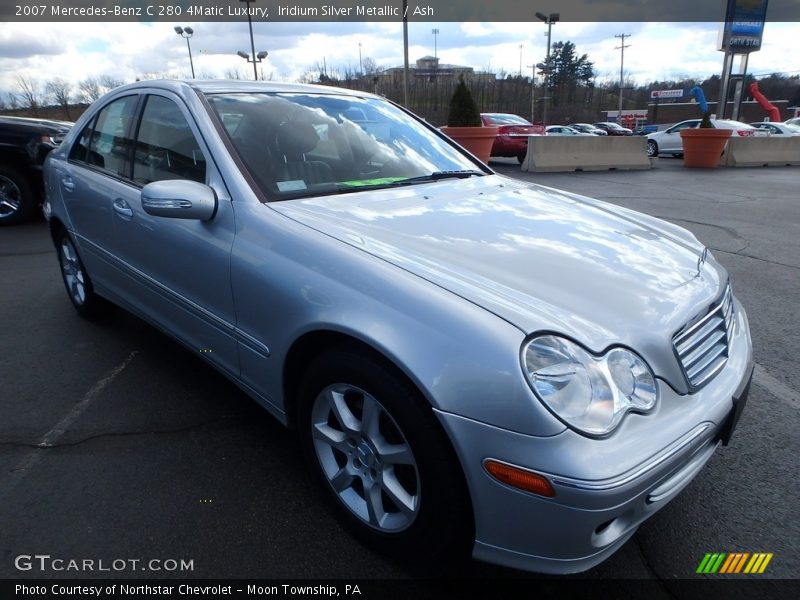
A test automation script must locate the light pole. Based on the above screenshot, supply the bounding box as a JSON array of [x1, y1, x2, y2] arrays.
[[519, 44, 523, 77], [174, 26, 195, 79], [358, 42, 363, 77], [535, 12, 559, 127], [240, 0, 261, 80], [237, 50, 268, 79], [527, 64, 537, 123], [432, 28, 439, 59]]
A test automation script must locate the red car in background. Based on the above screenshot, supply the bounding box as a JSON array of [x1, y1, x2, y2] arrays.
[[481, 113, 544, 163]]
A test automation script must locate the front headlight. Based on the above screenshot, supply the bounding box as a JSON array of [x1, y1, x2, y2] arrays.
[[522, 335, 658, 436]]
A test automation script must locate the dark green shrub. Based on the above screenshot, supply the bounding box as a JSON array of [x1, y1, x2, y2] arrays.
[[447, 76, 481, 127]]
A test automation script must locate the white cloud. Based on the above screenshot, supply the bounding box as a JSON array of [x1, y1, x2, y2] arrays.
[[0, 21, 797, 98]]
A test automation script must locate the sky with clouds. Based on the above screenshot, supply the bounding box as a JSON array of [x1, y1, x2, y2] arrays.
[[1, 20, 799, 98]]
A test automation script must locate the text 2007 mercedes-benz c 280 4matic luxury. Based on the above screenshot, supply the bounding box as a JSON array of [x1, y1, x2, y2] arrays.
[[44, 80, 753, 574]]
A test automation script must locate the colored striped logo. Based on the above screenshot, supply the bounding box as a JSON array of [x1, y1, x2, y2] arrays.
[[696, 552, 774, 574]]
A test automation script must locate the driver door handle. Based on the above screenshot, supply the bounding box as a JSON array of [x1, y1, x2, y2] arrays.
[[112, 199, 133, 219]]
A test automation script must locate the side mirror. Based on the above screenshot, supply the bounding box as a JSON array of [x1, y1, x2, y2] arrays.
[[141, 180, 217, 221]]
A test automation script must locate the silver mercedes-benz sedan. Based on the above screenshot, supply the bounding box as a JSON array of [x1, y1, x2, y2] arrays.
[[43, 80, 753, 574]]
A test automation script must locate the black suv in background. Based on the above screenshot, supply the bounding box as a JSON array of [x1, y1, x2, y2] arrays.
[[0, 116, 72, 225]]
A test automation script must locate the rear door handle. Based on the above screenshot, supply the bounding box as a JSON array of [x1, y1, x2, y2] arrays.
[[61, 177, 75, 192], [112, 199, 133, 219]]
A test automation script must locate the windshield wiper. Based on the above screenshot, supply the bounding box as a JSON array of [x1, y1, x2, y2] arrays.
[[396, 170, 485, 184]]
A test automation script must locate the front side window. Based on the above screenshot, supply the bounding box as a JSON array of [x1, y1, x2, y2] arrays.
[[69, 96, 137, 174], [205, 92, 482, 201], [133, 95, 206, 186]]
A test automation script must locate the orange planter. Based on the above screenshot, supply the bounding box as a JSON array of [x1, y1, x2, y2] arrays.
[[680, 128, 733, 168], [440, 126, 498, 165]]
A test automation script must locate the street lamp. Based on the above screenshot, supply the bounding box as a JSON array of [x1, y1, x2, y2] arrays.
[[535, 12, 559, 127], [174, 26, 195, 79], [240, 0, 261, 80], [358, 42, 363, 76], [432, 28, 439, 59], [237, 50, 268, 79]]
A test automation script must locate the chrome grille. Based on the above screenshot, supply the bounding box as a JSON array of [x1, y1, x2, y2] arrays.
[[673, 285, 735, 390]]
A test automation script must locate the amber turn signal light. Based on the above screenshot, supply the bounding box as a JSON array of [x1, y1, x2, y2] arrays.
[[484, 459, 556, 498]]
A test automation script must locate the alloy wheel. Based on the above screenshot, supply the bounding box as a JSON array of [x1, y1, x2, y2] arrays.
[[310, 383, 421, 532], [0, 174, 22, 219], [59, 238, 87, 306]]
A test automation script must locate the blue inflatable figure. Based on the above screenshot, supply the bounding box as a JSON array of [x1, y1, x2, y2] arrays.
[[690, 85, 709, 115]]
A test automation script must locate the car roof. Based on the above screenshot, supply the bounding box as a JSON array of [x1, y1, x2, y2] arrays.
[[109, 79, 380, 100]]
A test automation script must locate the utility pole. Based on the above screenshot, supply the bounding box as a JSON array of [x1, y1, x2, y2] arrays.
[[615, 33, 631, 120]]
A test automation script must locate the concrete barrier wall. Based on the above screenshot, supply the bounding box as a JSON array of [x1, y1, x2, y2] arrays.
[[721, 136, 800, 167], [521, 136, 651, 172]]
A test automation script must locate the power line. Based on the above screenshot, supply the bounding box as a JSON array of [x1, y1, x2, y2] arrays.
[[614, 33, 631, 116]]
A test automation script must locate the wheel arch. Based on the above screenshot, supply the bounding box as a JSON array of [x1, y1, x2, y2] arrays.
[[283, 329, 427, 429], [48, 216, 69, 247]]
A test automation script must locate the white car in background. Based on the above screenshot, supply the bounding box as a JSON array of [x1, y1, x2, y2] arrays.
[[544, 125, 593, 136], [645, 119, 766, 157], [749, 122, 800, 136]]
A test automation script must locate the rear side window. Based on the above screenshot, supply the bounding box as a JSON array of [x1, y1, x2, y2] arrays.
[[132, 95, 206, 185], [68, 96, 137, 172], [83, 96, 137, 176]]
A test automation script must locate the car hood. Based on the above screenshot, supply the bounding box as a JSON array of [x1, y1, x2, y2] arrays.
[[271, 175, 724, 355]]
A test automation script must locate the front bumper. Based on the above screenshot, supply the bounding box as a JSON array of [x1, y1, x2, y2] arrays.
[[435, 303, 753, 574]]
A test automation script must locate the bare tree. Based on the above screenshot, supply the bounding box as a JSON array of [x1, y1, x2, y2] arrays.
[[16, 74, 43, 115], [224, 68, 245, 80], [135, 71, 173, 81], [6, 92, 20, 110], [362, 57, 381, 76], [46, 78, 72, 119], [99, 75, 125, 93], [78, 77, 102, 104]]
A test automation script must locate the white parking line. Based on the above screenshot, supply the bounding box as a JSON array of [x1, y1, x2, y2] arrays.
[[753, 363, 799, 408], [2, 351, 138, 493]]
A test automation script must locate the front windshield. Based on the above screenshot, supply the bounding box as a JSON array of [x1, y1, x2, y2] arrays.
[[206, 92, 483, 201]]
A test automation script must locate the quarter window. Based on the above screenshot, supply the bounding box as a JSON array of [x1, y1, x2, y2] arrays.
[[133, 95, 206, 185]]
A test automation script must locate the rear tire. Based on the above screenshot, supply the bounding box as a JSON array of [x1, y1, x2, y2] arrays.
[[0, 166, 37, 225], [517, 152, 526, 164], [56, 231, 108, 318], [297, 347, 472, 563]]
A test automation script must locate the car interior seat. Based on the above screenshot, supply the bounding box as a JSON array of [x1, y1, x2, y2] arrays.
[[274, 120, 335, 186]]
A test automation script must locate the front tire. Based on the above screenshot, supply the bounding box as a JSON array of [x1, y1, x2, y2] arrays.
[[646, 140, 658, 158], [0, 166, 37, 225], [297, 347, 472, 562], [56, 231, 107, 318]]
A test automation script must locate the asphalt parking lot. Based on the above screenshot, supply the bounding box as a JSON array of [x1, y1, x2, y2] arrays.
[[1, 158, 798, 589]]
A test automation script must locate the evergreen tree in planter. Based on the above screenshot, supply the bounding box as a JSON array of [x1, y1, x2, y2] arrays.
[[447, 76, 482, 127], [440, 76, 497, 165]]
